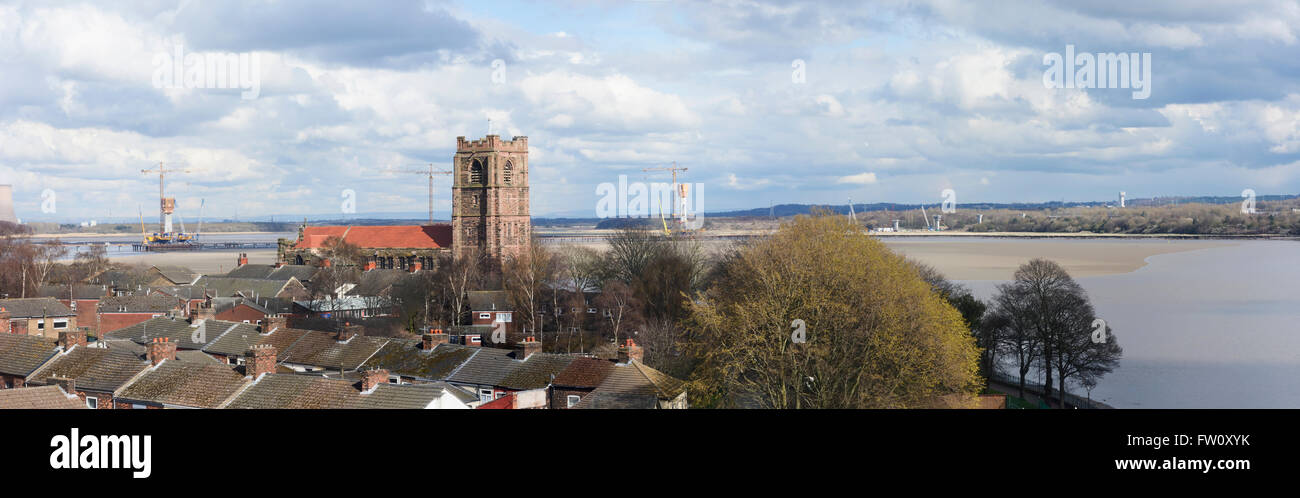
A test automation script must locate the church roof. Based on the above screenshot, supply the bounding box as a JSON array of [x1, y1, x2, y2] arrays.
[[294, 225, 452, 250]]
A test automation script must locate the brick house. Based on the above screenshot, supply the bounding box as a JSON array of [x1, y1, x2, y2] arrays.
[[549, 357, 615, 409], [39, 284, 109, 334], [0, 298, 77, 338], [96, 295, 186, 335]]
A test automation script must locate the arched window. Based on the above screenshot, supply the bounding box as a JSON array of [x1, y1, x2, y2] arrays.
[[470, 159, 484, 184], [503, 161, 513, 185]]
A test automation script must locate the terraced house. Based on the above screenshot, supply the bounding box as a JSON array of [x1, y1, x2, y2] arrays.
[[0, 298, 77, 338]]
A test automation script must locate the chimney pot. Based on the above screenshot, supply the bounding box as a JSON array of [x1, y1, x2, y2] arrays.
[[421, 328, 449, 350], [617, 339, 644, 364], [516, 336, 542, 360], [147, 337, 177, 366]]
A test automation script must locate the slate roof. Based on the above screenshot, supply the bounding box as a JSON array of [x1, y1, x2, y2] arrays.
[[446, 347, 520, 387], [211, 297, 295, 316], [0, 334, 59, 377], [0, 297, 75, 318], [38, 284, 108, 300], [569, 391, 660, 409], [225, 264, 319, 282], [0, 385, 86, 409], [115, 360, 247, 408], [99, 295, 183, 313], [191, 276, 298, 299], [277, 331, 390, 371], [467, 290, 512, 311], [351, 269, 415, 296], [363, 340, 478, 380], [294, 225, 452, 250], [571, 361, 686, 409], [152, 265, 200, 285], [498, 353, 575, 390], [26, 346, 149, 393], [150, 285, 208, 301], [551, 357, 615, 388], [201, 324, 311, 359], [225, 374, 458, 409], [102, 316, 241, 350]]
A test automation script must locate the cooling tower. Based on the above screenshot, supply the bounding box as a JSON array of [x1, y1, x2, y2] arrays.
[[0, 185, 17, 224]]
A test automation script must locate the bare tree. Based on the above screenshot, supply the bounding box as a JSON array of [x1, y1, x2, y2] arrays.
[[443, 251, 484, 327], [31, 239, 67, 287], [594, 279, 641, 348], [504, 237, 555, 346]]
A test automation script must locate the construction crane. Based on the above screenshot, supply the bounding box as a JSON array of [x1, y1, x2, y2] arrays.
[[141, 161, 189, 233], [642, 161, 689, 227], [396, 163, 453, 225]]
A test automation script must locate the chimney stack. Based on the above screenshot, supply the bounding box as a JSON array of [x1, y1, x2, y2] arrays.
[[421, 329, 449, 350], [263, 314, 288, 334], [49, 375, 76, 396], [237, 253, 249, 267], [359, 369, 388, 392], [617, 339, 644, 364], [57, 330, 87, 350], [147, 337, 177, 366], [337, 323, 363, 343], [246, 344, 277, 378], [516, 336, 541, 360], [363, 260, 376, 272], [191, 300, 216, 323]]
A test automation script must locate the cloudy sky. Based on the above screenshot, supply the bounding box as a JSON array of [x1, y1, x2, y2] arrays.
[[3, 0, 1300, 221]]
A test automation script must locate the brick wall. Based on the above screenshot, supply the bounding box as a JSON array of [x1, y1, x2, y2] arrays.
[[97, 313, 162, 335], [215, 305, 265, 325]]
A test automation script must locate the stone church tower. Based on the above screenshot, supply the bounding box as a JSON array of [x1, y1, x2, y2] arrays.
[[452, 135, 531, 267]]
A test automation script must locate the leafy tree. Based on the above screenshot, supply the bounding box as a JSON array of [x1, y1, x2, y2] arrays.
[[685, 214, 981, 408], [990, 258, 1121, 406]]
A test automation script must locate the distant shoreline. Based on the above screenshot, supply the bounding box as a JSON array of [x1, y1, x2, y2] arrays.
[[30, 231, 287, 238]]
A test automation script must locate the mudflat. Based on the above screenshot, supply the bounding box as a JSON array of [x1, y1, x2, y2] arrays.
[[881, 238, 1235, 280]]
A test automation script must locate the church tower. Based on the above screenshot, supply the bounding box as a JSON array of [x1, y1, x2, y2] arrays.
[[452, 135, 531, 267]]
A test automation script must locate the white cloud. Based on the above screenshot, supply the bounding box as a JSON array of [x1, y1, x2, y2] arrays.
[[837, 172, 878, 185]]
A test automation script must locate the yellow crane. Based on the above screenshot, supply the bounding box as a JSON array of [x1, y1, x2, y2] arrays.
[[642, 162, 689, 236], [396, 163, 453, 225]]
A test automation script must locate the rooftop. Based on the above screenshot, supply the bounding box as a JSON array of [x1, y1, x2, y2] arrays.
[[0, 333, 59, 377], [26, 346, 149, 393], [294, 225, 452, 250], [115, 360, 248, 408], [0, 385, 86, 409], [0, 297, 75, 318]]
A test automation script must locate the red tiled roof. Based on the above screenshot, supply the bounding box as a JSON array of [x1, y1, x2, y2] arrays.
[[477, 393, 515, 409], [294, 225, 452, 250]]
